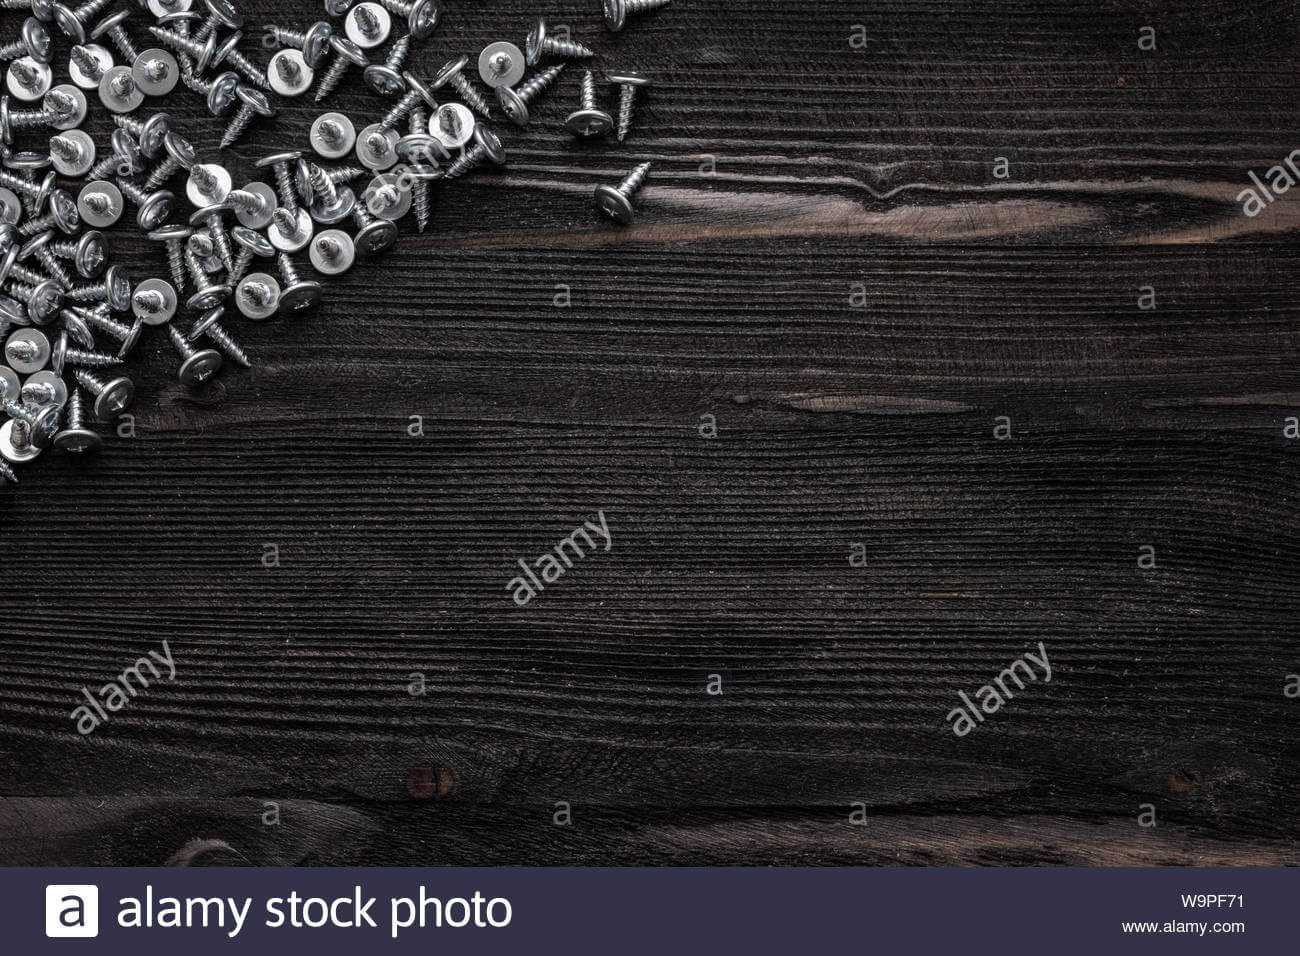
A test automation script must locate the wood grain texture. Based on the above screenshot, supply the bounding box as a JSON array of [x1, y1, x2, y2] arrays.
[[1, 0, 1298, 865]]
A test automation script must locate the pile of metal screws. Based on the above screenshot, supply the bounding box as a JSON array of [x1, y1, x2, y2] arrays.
[[0, 0, 667, 483]]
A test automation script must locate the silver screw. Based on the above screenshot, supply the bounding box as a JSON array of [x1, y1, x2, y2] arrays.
[[361, 33, 409, 96], [442, 123, 505, 180], [50, 0, 116, 43], [603, 0, 672, 32], [52, 385, 101, 452], [219, 84, 275, 148], [76, 303, 142, 357], [190, 306, 250, 367], [429, 55, 490, 118], [313, 36, 367, 103], [71, 367, 133, 419], [496, 62, 564, 127], [565, 70, 613, 138], [115, 176, 173, 230], [609, 72, 650, 142], [166, 322, 223, 385], [267, 21, 334, 69], [375, 0, 437, 40], [525, 17, 594, 67], [593, 160, 651, 224]]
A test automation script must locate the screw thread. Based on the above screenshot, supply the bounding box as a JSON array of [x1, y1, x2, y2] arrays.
[[616, 84, 638, 142], [72, 368, 108, 395], [66, 280, 107, 301], [0, 169, 37, 198], [33, 249, 73, 288], [106, 24, 139, 62], [315, 235, 342, 259], [9, 108, 56, 131], [269, 26, 306, 47], [17, 214, 55, 237], [270, 206, 301, 236], [167, 322, 196, 359], [133, 288, 166, 315], [275, 54, 302, 84], [384, 34, 410, 70], [80, 190, 113, 215], [83, 306, 131, 339], [377, 0, 414, 17], [225, 49, 271, 90], [626, 0, 672, 14], [8, 59, 44, 91], [578, 70, 597, 110], [276, 252, 300, 286], [183, 247, 207, 286], [544, 36, 594, 60], [351, 204, 377, 230], [47, 136, 81, 167], [326, 165, 365, 184], [204, 219, 233, 272], [442, 143, 485, 179], [0, 41, 22, 60], [8, 262, 48, 285], [163, 243, 186, 291], [116, 177, 149, 206], [71, 0, 114, 25], [354, 4, 381, 39], [381, 89, 421, 130], [271, 162, 297, 210], [64, 346, 117, 368], [517, 64, 564, 104], [219, 105, 256, 148], [224, 188, 266, 218], [108, 71, 138, 99], [63, 386, 87, 429], [617, 161, 651, 199], [450, 74, 491, 117], [187, 164, 219, 197], [0, 457, 15, 483], [181, 70, 210, 96], [147, 25, 203, 61], [200, 320, 250, 367], [140, 57, 170, 83], [313, 51, 351, 102], [307, 163, 339, 204], [409, 108, 430, 232], [229, 247, 254, 283]]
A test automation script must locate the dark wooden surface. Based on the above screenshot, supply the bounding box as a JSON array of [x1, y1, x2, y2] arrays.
[[2, 0, 1299, 865]]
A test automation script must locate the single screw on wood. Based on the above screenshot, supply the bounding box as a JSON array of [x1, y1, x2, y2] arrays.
[[526, 17, 593, 66], [405, 107, 433, 231], [88, 9, 137, 61], [565, 70, 613, 137], [609, 72, 649, 142], [442, 124, 505, 179], [274, 252, 321, 313], [593, 160, 650, 224], [0, 456, 16, 482], [51, 336, 119, 372], [603, 0, 671, 32], [191, 305, 249, 367], [496, 62, 563, 127], [167, 322, 222, 385], [349, 203, 396, 255], [147, 225, 190, 292]]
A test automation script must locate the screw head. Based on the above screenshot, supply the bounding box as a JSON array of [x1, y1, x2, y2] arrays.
[[396, 131, 446, 166], [99, 65, 144, 113], [132, 49, 180, 96], [46, 84, 87, 129], [186, 161, 232, 206], [51, 3, 88, 45], [205, 70, 240, 115], [235, 271, 279, 319], [345, 2, 390, 49], [135, 111, 172, 159], [56, 305, 93, 349], [88, 9, 132, 42], [148, 0, 192, 14], [593, 183, 635, 224], [310, 111, 355, 158], [496, 85, 531, 128], [46, 188, 79, 233], [301, 21, 334, 69], [565, 106, 613, 138], [471, 124, 505, 164], [363, 173, 409, 221], [0, 365, 18, 401], [431, 54, 469, 90], [92, 374, 134, 419], [354, 217, 396, 256], [603, 0, 628, 32], [329, 35, 368, 68], [0, 418, 40, 462], [269, 49, 313, 97], [77, 179, 123, 227], [323, 0, 353, 16], [177, 346, 223, 386], [279, 277, 322, 314], [5, 327, 50, 373], [26, 280, 63, 323], [231, 224, 273, 258], [102, 264, 131, 311], [22, 368, 65, 406], [131, 276, 177, 324], [363, 62, 404, 97], [477, 41, 524, 89], [49, 128, 94, 176], [308, 228, 354, 275], [0, 188, 19, 224], [203, 0, 242, 29], [7, 57, 52, 102], [73, 229, 106, 277], [430, 101, 474, 148], [235, 85, 275, 118], [20, 17, 53, 64], [309, 183, 356, 224], [406, 0, 437, 39], [67, 43, 111, 89], [401, 70, 438, 109], [54, 419, 101, 452], [135, 189, 174, 231], [608, 71, 651, 88], [356, 123, 398, 170], [268, 206, 312, 252]]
